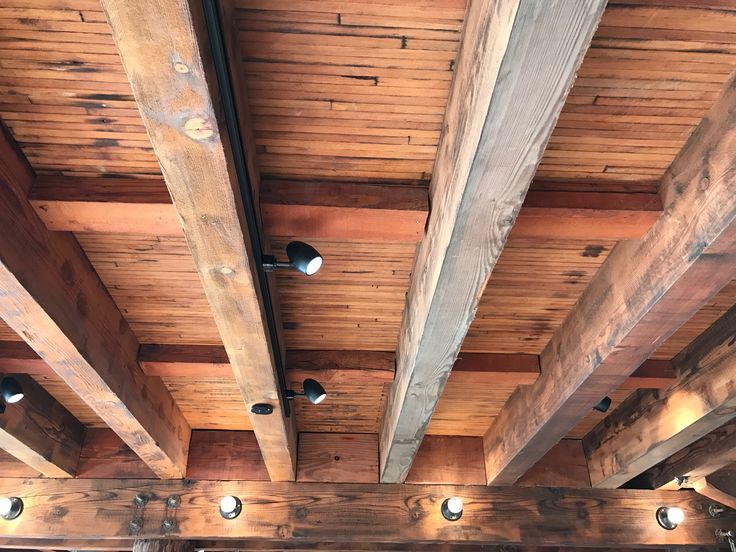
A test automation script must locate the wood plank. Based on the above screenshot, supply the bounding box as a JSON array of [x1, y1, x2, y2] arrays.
[[297, 433, 378, 483], [0, 477, 730, 547], [380, 0, 607, 483], [186, 430, 269, 481], [583, 304, 736, 488], [483, 72, 736, 485], [405, 435, 485, 485], [517, 440, 591, 488], [0, 127, 190, 478], [692, 478, 736, 510], [99, 0, 296, 480], [76, 428, 155, 479], [0, 374, 84, 478]]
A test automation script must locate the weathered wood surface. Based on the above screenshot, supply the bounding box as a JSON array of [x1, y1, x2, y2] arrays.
[[0, 478, 730, 547], [381, 0, 607, 482], [0, 373, 84, 477], [100, 0, 296, 480], [133, 540, 193, 552], [692, 477, 736, 510], [297, 433, 378, 483], [584, 304, 736, 488], [405, 436, 486, 485], [0, 130, 190, 479], [484, 72, 736, 485]]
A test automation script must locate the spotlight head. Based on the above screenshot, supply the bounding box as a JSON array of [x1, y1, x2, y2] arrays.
[[219, 496, 242, 520], [441, 497, 463, 521], [303, 378, 327, 405], [286, 241, 323, 276], [593, 396, 612, 413], [656, 506, 684, 530], [0, 497, 23, 521], [0, 377, 23, 405]]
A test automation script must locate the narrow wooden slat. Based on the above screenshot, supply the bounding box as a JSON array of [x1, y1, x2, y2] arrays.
[[484, 73, 736, 485], [99, 0, 296, 480], [380, 0, 607, 482], [0, 373, 84, 477], [583, 304, 736, 488], [297, 433, 378, 483], [0, 129, 190, 479]]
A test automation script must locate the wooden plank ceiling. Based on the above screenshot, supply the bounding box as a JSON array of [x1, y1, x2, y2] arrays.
[[0, 0, 735, 454]]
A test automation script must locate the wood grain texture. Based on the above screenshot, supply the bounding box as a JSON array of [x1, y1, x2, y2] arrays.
[[297, 433, 378, 483], [584, 304, 736, 488], [76, 428, 155, 479], [0, 373, 84, 477], [692, 477, 736, 510], [405, 435, 485, 485], [186, 430, 269, 481], [517, 440, 591, 488], [484, 73, 736, 485], [0, 131, 190, 479], [0, 477, 730, 547], [134, 540, 193, 552], [99, 0, 296, 480], [381, 0, 606, 483]]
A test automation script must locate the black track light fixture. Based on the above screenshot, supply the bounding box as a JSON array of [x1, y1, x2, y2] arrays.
[[0, 377, 23, 414], [286, 378, 327, 405], [263, 241, 323, 276], [593, 396, 612, 413]]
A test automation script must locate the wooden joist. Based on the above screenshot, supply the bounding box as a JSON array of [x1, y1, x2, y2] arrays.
[[0, 374, 84, 478], [100, 0, 296, 480], [483, 72, 736, 485], [0, 130, 190, 479], [28, 175, 660, 242], [379, 0, 607, 483], [583, 304, 736, 488], [0, 477, 730, 547]]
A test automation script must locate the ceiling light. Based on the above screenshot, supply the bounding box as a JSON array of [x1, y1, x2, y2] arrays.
[[262, 241, 323, 276], [593, 396, 612, 413], [285, 378, 327, 405], [656, 506, 684, 530], [219, 496, 242, 520], [441, 497, 463, 521], [0, 497, 23, 521], [1, 377, 23, 405]]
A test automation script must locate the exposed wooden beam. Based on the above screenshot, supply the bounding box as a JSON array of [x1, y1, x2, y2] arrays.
[[379, 0, 606, 483], [0, 130, 190, 478], [483, 73, 736, 485], [639, 419, 736, 490], [3, 342, 675, 389], [692, 478, 736, 510], [0, 478, 729, 547], [28, 176, 660, 242], [134, 541, 193, 552], [583, 304, 736, 488], [0, 374, 84, 478], [100, 0, 296, 480]]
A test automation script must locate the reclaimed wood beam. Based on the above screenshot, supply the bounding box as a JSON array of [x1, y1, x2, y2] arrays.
[[379, 0, 606, 483], [583, 304, 736, 488], [0, 130, 190, 479], [0, 374, 84, 478], [692, 478, 736, 510], [100, 0, 296, 480], [0, 477, 730, 547], [28, 176, 659, 242], [483, 73, 736, 485]]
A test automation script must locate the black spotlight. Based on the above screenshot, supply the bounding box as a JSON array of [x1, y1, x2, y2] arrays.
[[286, 378, 327, 405], [593, 396, 612, 413], [0, 377, 23, 411], [263, 241, 323, 276]]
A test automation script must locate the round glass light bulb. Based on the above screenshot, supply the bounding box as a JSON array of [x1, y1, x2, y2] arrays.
[[0, 497, 12, 517], [667, 507, 685, 525], [446, 497, 463, 515], [220, 496, 238, 514], [306, 256, 323, 276]]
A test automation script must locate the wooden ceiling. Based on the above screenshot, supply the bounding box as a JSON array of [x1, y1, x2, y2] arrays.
[[0, 0, 734, 511]]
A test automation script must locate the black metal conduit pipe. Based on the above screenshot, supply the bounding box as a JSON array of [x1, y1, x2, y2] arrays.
[[202, 0, 292, 417]]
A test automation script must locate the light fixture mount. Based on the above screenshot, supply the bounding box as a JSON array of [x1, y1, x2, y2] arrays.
[[262, 241, 323, 276], [0, 497, 23, 521], [285, 378, 327, 405], [441, 497, 463, 521], [656, 506, 684, 530], [220, 496, 242, 520]]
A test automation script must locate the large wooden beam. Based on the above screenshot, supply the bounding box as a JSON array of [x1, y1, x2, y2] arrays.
[[0, 131, 190, 479], [583, 305, 736, 488], [0, 478, 729, 547], [0, 374, 84, 478], [379, 0, 607, 483], [483, 73, 736, 485], [28, 176, 659, 242]]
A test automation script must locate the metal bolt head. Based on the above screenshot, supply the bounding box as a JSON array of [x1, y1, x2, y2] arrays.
[[709, 503, 726, 518], [128, 517, 143, 534], [133, 494, 149, 508], [161, 518, 177, 533], [165, 495, 181, 509]]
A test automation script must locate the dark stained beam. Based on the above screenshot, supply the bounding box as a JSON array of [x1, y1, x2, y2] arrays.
[[100, 0, 296, 480], [584, 305, 736, 488], [0, 477, 729, 547], [0, 374, 84, 478], [380, 0, 606, 483], [483, 73, 736, 485], [0, 126, 190, 479]]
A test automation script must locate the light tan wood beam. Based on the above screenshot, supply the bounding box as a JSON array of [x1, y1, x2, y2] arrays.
[[0, 374, 84, 478], [583, 304, 736, 488], [379, 0, 607, 483], [0, 129, 190, 479], [100, 0, 296, 480], [484, 73, 736, 485], [692, 478, 736, 510]]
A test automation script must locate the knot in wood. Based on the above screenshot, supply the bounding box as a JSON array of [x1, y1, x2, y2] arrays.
[[174, 62, 190, 74], [183, 117, 214, 141]]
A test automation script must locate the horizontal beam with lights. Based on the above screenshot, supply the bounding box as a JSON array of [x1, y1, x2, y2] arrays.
[[0, 478, 731, 547]]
